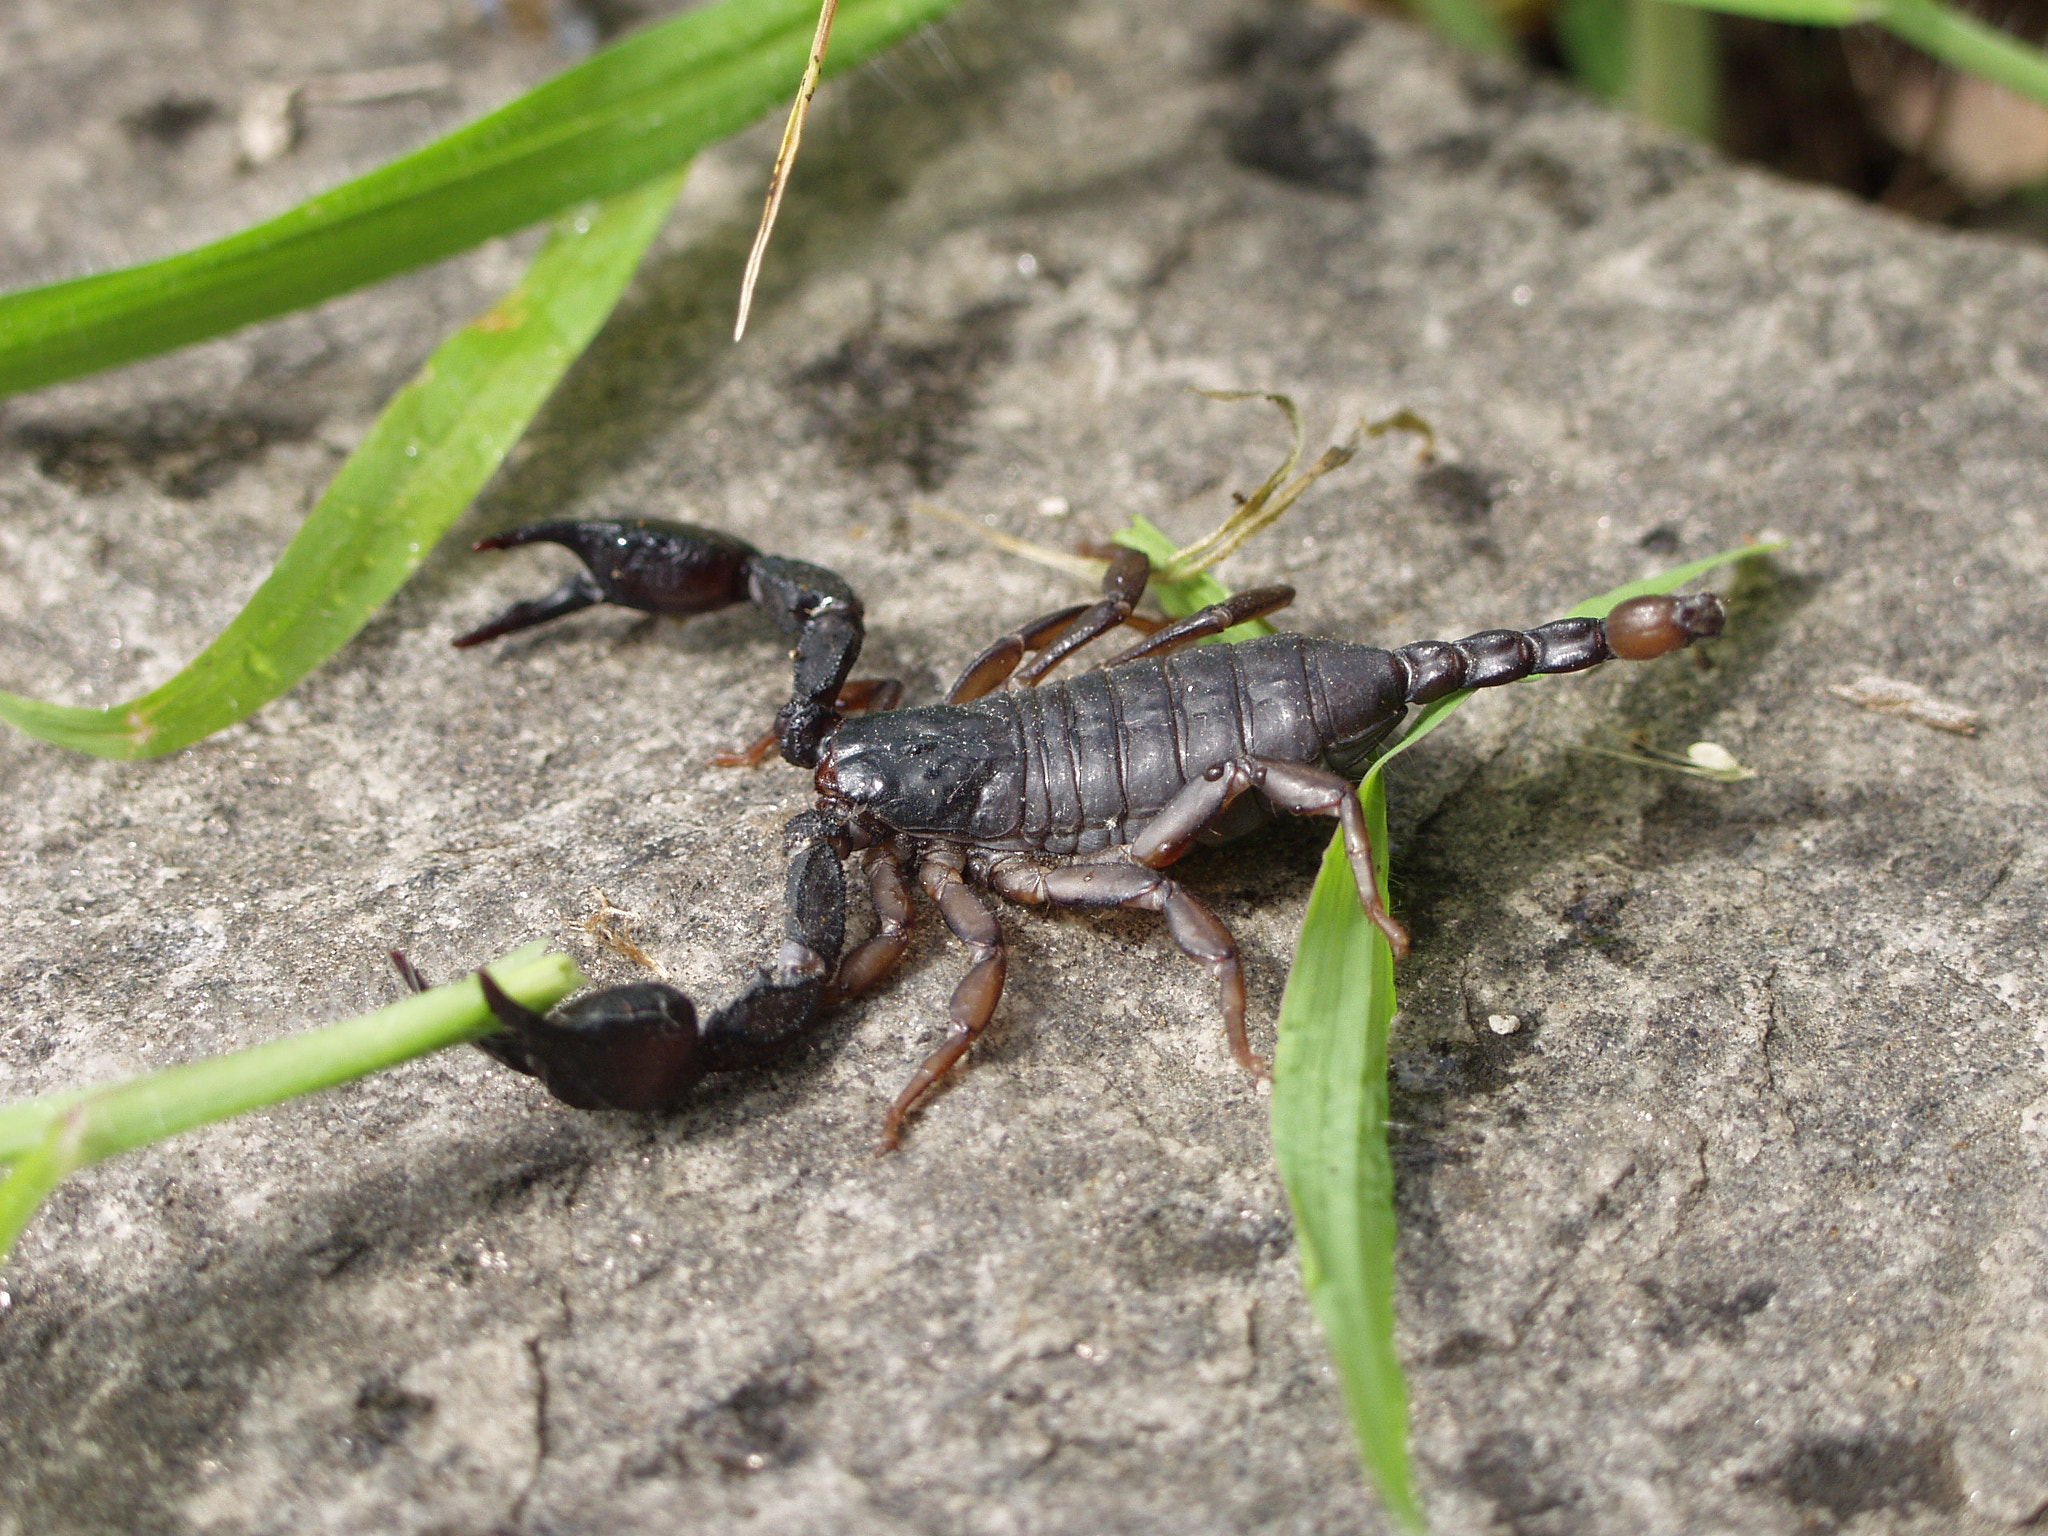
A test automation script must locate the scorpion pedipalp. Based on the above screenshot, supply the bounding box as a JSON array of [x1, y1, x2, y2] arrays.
[[388, 811, 853, 1115], [454, 517, 888, 768]]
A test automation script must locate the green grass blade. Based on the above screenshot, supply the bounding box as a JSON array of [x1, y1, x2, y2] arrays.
[[0, 170, 684, 758], [1557, 0, 1632, 99], [1648, 0, 1862, 19], [1403, 0, 1515, 57], [1659, 0, 2048, 107], [1271, 771, 1423, 1534], [0, 946, 586, 1261], [1271, 542, 1779, 1530], [1624, 0, 1720, 139], [0, 0, 958, 396], [1874, 0, 2048, 103]]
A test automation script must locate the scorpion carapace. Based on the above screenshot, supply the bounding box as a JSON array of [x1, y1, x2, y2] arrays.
[[453, 517, 898, 767], [441, 522, 1724, 1147]]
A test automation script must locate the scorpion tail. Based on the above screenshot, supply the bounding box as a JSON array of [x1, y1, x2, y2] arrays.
[[1393, 592, 1725, 705]]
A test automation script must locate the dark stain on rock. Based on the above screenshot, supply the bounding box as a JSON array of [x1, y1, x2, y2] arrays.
[[1741, 1431, 1964, 1520], [343, 1376, 436, 1467], [1544, 884, 1640, 969], [1638, 520, 1682, 554], [1495, 148, 1596, 229], [1429, 1329, 1509, 1367], [1214, 3, 1376, 196], [1463, 1430, 1582, 1534], [16, 411, 315, 499], [1415, 462, 1495, 525], [634, 1355, 821, 1480], [789, 302, 1019, 490], [122, 95, 220, 145], [1638, 1276, 1776, 1346], [1113, 1196, 1292, 1285]]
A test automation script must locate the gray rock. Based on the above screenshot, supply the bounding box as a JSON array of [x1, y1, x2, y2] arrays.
[[3, 0, 2044, 1532]]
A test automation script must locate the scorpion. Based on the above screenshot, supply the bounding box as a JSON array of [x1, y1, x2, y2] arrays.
[[407, 516, 1725, 1147]]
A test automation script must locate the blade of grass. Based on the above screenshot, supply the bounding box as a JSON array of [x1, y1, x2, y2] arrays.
[[1650, 0, 2048, 106], [0, 0, 958, 396], [1557, 0, 1632, 100], [1270, 541, 1780, 1531], [1403, 0, 1516, 57], [1270, 770, 1423, 1533], [0, 946, 587, 1262], [0, 169, 684, 758], [1624, 0, 1720, 139]]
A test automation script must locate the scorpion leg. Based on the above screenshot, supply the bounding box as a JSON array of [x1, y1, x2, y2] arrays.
[[947, 604, 1090, 703], [946, 547, 1174, 703], [1012, 546, 1154, 686], [1127, 757, 1411, 960], [826, 838, 918, 1005], [1097, 585, 1296, 669], [989, 859, 1257, 1075], [880, 846, 1008, 1149]]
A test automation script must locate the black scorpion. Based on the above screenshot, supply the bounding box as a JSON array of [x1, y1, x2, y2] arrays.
[[409, 518, 1724, 1147]]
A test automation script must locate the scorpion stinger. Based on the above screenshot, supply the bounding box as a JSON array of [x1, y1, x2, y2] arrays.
[[452, 517, 893, 768]]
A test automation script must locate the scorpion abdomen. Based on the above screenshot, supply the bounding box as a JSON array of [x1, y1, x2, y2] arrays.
[[1003, 634, 1410, 857]]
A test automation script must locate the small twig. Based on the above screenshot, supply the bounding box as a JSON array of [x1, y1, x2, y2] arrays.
[[1159, 393, 1433, 581], [735, 0, 841, 341], [910, 500, 1107, 581], [1576, 738, 1758, 782], [1826, 675, 1983, 736]]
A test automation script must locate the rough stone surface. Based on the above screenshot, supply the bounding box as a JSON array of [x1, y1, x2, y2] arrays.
[[3, 1, 2046, 1532]]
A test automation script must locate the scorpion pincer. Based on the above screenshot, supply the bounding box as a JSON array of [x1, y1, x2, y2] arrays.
[[409, 519, 1724, 1147]]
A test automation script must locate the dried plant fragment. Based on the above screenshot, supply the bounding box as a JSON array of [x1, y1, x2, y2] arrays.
[[735, 0, 840, 340], [1827, 675, 1983, 735], [1579, 737, 1757, 782], [576, 890, 667, 976]]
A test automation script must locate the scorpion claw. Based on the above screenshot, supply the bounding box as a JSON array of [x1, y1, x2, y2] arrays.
[[476, 968, 704, 1113], [437, 813, 852, 1114], [452, 572, 605, 648]]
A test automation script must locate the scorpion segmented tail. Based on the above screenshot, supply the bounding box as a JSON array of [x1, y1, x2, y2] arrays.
[[1391, 593, 1725, 705]]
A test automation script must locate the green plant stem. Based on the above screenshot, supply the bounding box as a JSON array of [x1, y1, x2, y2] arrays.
[[1874, 0, 2048, 102], [0, 946, 587, 1261], [1626, 0, 1720, 139], [1651, 0, 2048, 108], [1405, 0, 1515, 57]]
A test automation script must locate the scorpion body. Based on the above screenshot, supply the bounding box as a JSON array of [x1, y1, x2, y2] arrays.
[[424, 520, 1723, 1146]]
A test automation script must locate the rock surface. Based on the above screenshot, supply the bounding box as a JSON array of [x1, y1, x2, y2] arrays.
[[3, 1, 2045, 1532]]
